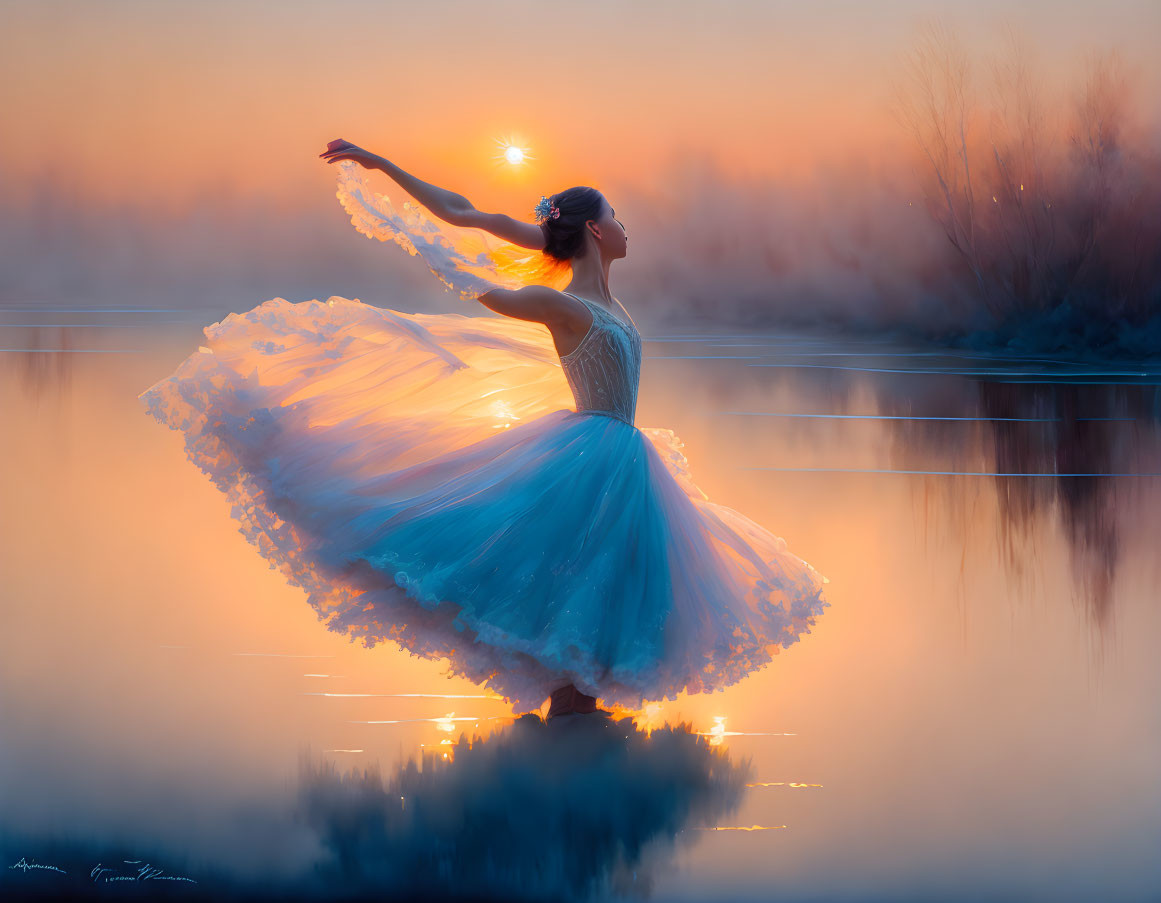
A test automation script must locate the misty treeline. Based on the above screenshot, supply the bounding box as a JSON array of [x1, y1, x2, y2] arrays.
[[894, 23, 1161, 352], [3, 23, 1157, 358], [617, 24, 1160, 355]]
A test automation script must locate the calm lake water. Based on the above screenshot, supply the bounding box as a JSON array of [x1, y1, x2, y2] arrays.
[[2, 303, 1160, 902]]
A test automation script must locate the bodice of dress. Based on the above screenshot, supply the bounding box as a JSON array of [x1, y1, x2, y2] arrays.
[[558, 292, 643, 427]]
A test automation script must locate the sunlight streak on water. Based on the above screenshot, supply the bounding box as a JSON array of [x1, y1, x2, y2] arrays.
[[304, 692, 505, 698], [351, 715, 507, 725], [705, 824, 789, 831], [742, 467, 1161, 476], [231, 651, 336, 658], [746, 782, 823, 788], [719, 411, 1134, 422], [747, 362, 1160, 377]]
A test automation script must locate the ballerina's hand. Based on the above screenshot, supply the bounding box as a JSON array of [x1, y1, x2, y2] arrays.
[[319, 139, 377, 167]]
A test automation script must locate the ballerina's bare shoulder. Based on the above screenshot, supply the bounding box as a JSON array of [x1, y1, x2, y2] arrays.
[[478, 285, 601, 360], [478, 286, 636, 359]]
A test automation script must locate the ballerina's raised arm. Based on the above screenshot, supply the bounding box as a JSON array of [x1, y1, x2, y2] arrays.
[[320, 138, 591, 342], [321, 139, 548, 251]]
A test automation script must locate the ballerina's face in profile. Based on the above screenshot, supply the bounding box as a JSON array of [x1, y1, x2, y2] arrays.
[[589, 197, 629, 263]]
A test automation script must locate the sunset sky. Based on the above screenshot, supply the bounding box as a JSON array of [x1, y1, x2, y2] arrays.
[[4, 0, 1159, 210], [3, 0, 1160, 322]]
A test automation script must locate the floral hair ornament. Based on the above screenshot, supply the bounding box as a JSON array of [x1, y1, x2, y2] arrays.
[[533, 195, 561, 225]]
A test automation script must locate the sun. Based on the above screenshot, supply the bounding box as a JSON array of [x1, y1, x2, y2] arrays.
[[493, 136, 535, 167]]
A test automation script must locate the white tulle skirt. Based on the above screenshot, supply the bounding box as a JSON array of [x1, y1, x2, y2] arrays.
[[139, 296, 828, 711]]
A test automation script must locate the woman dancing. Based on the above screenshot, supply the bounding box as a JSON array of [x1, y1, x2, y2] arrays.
[[138, 138, 829, 721]]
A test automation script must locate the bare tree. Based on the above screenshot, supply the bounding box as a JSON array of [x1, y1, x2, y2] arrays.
[[896, 24, 1160, 338], [988, 27, 1056, 312], [893, 21, 996, 315], [1067, 51, 1128, 298]]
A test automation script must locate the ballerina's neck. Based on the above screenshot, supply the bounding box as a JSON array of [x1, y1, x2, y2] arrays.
[[562, 291, 634, 332]]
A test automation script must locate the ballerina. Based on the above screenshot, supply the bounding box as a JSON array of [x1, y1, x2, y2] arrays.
[[138, 138, 829, 720]]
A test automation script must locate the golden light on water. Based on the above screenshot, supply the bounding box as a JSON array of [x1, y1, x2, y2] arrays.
[[747, 782, 824, 788], [704, 715, 729, 746], [631, 701, 666, 735], [353, 714, 490, 725], [303, 692, 501, 698], [697, 715, 797, 746], [622, 701, 668, 733], [709, 825, 789, 832], [231, 651, 336, 658]]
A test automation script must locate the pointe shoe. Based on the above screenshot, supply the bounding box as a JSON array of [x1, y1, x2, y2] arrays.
[[546, 683, 601, 720]]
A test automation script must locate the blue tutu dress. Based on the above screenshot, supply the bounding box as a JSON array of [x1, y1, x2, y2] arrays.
[[139, 291, 827, 711], [138, 163, 828, 712]]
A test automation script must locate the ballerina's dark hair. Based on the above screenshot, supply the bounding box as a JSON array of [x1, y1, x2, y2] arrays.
[[538, 187, 606, 261]]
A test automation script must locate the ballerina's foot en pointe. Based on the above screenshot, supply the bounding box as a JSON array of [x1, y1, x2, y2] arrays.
[[545, 683, 607, 720], [137, 140, 829, 716]]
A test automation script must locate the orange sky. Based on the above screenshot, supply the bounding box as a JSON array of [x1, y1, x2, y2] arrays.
[[3, 0, 1159, 217]]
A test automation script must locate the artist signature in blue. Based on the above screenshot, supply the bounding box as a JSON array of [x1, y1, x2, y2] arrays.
[[8, 855, 197, 884], [8, 857, 67, 876]]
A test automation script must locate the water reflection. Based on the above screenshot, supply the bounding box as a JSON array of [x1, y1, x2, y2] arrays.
[[672, 338, 1161, 628], [976, 381, 1157, 624], [299, 713, 752, 902], [869, 377, 1160, 626], [0, 308, 190, 403], [6, 326, 77, 402], [1, 715, 753, 903]]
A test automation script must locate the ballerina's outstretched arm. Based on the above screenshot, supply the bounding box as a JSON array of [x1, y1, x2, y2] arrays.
[[320, 139, 547, 250], [320, 139, 577, 332]]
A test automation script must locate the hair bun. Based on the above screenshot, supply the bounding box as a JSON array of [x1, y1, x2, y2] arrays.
[[536, 186, 605, 262]]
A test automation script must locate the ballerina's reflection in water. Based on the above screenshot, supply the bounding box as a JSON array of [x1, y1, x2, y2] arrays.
[[138, 138, 829, 720]]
